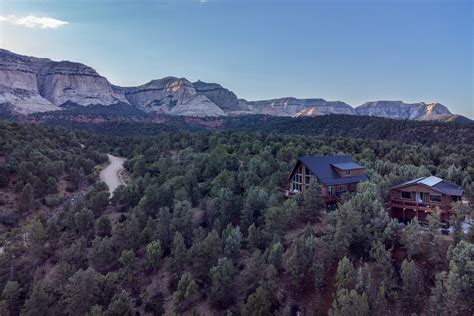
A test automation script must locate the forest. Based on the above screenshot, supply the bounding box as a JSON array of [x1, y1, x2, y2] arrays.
[[21, 110, 474, 146], [0, 119, 472, 315]]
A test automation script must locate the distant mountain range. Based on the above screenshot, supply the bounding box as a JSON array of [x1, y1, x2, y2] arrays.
[[0, 48, 470, 122]]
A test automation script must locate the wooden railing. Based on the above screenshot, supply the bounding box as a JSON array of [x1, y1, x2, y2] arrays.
[[388, 199, 452, 213]]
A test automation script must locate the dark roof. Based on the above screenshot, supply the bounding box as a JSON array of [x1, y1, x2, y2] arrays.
[[392, 176, 464, 197], [331, 162, 364, 170], [294, 155, 367, 186]]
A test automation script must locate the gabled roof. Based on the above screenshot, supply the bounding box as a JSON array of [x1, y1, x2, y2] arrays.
[[292, 155, 367, 186], [392, 176, 464, 197]]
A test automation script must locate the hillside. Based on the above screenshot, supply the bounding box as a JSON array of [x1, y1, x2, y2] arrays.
[[0, 120, 473, 315]]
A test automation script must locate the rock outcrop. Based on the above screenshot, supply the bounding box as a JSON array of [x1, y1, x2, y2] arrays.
[[0, 49, 464, 120], [0, 49, 127, 114], [0, 49, 60, 114], [119, 77, 226, 117], [193, 80, 249, 112], [245, 98, 355, 117], [355, 101, 452, 120]]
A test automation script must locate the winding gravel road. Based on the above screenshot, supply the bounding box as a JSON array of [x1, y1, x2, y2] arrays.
[[100, 154, 126, 197]]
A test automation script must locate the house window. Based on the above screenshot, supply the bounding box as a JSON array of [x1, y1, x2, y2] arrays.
[[305, 175, 311, 185], [344, 170, 351, 176], [430, 194, 442, 202], [328, 186, 334, 196], [401, 191, 412, 199]]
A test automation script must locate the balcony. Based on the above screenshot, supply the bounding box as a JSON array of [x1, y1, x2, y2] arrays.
[[388, 199, 451, 213]]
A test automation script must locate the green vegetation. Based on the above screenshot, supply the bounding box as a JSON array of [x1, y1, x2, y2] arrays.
[[0, 120, 472, 314]]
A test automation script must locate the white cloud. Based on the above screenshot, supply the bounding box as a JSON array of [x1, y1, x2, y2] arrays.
[[0, 15, 68, 29]]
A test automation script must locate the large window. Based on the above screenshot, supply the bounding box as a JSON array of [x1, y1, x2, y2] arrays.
[[401, 191, 412, 199], [430, 194, 442, 202], [344, 170, 351, 176], [328, 186, 334, 196]]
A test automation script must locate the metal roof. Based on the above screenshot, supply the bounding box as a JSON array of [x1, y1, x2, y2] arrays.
[[419, 176, 443, 187], [331, 162, 364, 170], [391, 176, 464, 197], [295, 155, 367, 186]]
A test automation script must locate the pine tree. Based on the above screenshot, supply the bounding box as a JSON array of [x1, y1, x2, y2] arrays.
[[241, 286, 273, 316], [104, 290, 132, 316], [171, 272, 198, 312], [335, 257, 354, 291], [401, 217, 421, 259], [166, 232, 188, 288], [95, 215, 112, 238], [223, 224, 243, 262], [145, 240, 163, 272], [301, 181, 324, 220], [400, 259, 421, 313], [209, 257, 236, 309], [62, 268, 102, 316], [22, 280, 52, 316], [1, 281, 21, 316], [330, 288, 369, 316], [18, 183, 34, 213]]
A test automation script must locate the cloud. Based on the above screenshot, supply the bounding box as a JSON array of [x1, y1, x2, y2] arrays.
[[0, 15, 68, 29], [200, 0, 208, 3]]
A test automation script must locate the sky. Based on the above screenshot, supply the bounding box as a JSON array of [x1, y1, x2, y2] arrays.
[[0, 0, 472, 117]]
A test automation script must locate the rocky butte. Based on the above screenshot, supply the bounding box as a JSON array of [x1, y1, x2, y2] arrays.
[[0, 48, 463, 121]]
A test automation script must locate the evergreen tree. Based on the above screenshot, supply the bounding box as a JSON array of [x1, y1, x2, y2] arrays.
[[301, 181, 324, 220], [171, 272, 198, 312], [18, 183, 34, 213], [264, 241, 284, 271], [104, 291, 132, 316], [401, 217, 421, 259], [166, 232, 188, 288], [22, 280, 52, 316], [1, 281, 21, 316], [335, 256, 354, 291], [62, 268, 102, 316], [400, 259, 421, 313], [95, 216, 112, 238], [330, 288, 369, 316], [145, 240, 163, 272], [241, 286, 273, 316], [209, 257, 236, 309], [223, 224, 243, 262]]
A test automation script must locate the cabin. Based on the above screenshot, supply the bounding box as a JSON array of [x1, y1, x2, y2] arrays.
[[387, 176, 463, 223], [284, 155, 367, 208]]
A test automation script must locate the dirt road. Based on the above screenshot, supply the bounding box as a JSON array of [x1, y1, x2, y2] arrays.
[[100, 154, 126, 197]]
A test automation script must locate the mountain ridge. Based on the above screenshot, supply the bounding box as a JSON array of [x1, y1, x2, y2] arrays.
[[0, 48, 469, 121]]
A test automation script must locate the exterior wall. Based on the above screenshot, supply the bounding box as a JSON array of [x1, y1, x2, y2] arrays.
[[388, 183, 459, 223], [287, 161, 366, 208], [289, 162, 315, 193], [333, 167, 365, 177]]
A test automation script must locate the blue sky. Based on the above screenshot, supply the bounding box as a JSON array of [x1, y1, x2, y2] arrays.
[[0, 0, 472, 117]]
